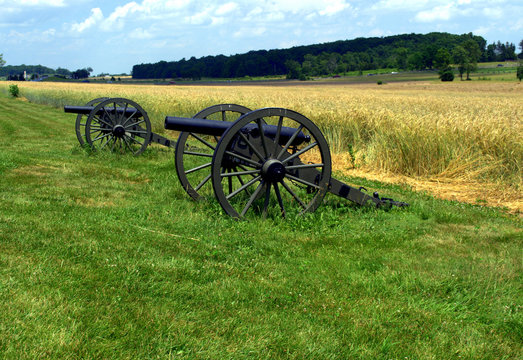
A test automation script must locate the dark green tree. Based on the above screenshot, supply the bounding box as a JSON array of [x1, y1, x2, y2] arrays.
[[0, 53, 5, 67], [285, 60, 302, 79], [434, 48, 452, 69], [452, 45, 467, 80], [56, 67, 71, 76], [71, 68, 91, 79], [435, 48, 454, 81], [407, 52, 424, 70], [462, 39, 481, 80], [517, 61, 523, 81]]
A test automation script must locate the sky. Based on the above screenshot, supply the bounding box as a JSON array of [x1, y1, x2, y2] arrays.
[[1, 0, 522, 75]]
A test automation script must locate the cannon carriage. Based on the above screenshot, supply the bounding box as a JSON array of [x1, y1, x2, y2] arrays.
[[65, 97, 407, 218]]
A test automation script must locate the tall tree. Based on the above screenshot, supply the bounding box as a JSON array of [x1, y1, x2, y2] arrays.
[[518, 39, 523, 58], [0, 53, 5, 67], [461, 39, 481, 80], [452, 45, 468, 80], [435, 48, 454, 81]]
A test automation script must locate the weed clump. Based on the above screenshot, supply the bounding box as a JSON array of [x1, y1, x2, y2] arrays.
[[8, 84, 19, 97]]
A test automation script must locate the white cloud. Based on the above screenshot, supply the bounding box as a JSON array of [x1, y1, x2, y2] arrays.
[[415, 4, 453, 22], [4, 27, 57, 44], [10, 0, 65, 6], [185, 9, 211, 25], [473, 26, 490, 37], [244, 6, 263, 19], [371, 0, 430, 11], [256, 0, 350, 15], [216, 2, 238, 16], [129, 27, 153, 39], [482, 7, 504, 19], [0, 0, 65, 15], [319, 0, 350, 16], [233, 26, 266, 38], [71, 8, 103, 33], [101, 2, 142, 31]]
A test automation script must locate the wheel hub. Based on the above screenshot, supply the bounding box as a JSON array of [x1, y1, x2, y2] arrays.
[[112, 124, 126, 138], [261, 159, 286, 182]]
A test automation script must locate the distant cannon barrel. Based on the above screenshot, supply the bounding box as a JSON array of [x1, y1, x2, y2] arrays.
[[164, 116, 310, 145], [64, 105, 143, 118]]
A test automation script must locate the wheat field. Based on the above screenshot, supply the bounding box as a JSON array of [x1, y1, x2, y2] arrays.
[[3, 80, 522, 210]]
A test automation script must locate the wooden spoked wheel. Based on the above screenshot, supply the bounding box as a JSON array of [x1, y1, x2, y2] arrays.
[[85, 98, 152, 155], [211, 108, 332, 219], [75, 97, 109, 147], [175, 104, 252, 201]]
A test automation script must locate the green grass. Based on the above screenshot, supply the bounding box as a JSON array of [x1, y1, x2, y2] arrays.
[[0, 93, 521, 359]]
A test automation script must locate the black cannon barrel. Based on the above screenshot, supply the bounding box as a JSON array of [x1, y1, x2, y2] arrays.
[[164, 116, 310, 145], [64, 105, 143, 117]]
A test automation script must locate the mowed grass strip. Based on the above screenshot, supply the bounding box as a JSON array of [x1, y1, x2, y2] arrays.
[[0, 94, 521, 359]]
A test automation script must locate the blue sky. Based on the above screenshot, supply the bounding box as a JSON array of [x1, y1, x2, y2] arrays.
[[1, 0, 522, 75]]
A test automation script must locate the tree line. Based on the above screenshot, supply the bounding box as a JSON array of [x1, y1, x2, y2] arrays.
[[0, 64, 96, 80], [131, 32, 522, 80]]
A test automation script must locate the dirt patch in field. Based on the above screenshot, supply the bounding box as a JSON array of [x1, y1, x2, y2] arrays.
[[328, 153, 522, 214]]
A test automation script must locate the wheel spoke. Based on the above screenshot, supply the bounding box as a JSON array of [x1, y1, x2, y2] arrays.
[[100, 135, 113, 150], [125, 129, 149, 135], [257, 118, 270, 158], [285, 173, 320, 189], [228, 169, 233, 194], [194, 173, 212, 191], [128, 119, 146, 128], [89, 125, 108, 131], [93, 114, 113, 128], [285, 163, 324, 170], [101, 108, 114, 125], [262, 182, 271, 218], [282, 142, 318, 164], [122, 135, 134, 152], [89, 128, 104, 136], [92, 132, 112, 142], [226, 175, 262, 200], [190, 133, 215, 151], [183, 151, 213, 157], [273, 116, 283, 158], [237, 164, 258, 178], [235, 169, 245, 185], [118, 103, 128, 124], [280, 179, 307, 209], [121, 108, 139, 127], [127, 135, 145, 146], [238, 132, 265, 162], [274, 182, 286, 217], [185, 162, 212, 175], [225, 151, 261, 168], [241, 180, 265, 217], [220, 169, 259, 177], [277, 125, 304, 160]]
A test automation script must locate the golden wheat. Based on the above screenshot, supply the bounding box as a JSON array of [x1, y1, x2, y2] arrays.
[[3, 81, 522, 188]]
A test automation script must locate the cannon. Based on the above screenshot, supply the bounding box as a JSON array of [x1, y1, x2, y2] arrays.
[[166, 107, 408, 218], [65, 98, 407, 218], [64, 97, 174, 155]]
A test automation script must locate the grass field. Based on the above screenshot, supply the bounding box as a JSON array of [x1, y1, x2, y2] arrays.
[[0, 90, 521, 358]]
